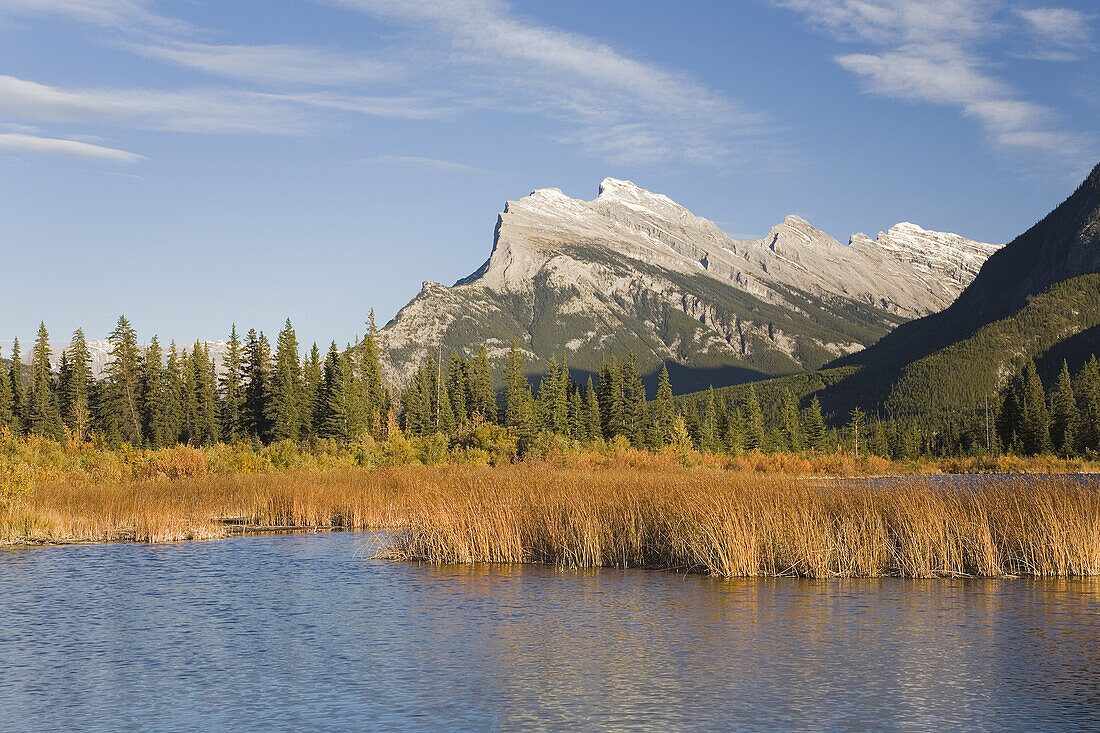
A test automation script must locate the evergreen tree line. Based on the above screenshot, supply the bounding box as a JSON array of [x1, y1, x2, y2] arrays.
[[995, 357, 1100, 457], [0, 315, 390, 448]]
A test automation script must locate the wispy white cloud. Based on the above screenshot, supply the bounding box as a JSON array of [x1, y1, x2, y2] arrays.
[[0, 131, 145, 162], [128, 40, 400, 87], [330, 0, 769, 165], [358, 154, 498, 176], [775, 0, 1095, 168], [0, 0, 184, 31], [1015, 7, 1093, 61]]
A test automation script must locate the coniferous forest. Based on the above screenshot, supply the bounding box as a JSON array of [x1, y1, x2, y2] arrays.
[[5, 312, 1100, 463]]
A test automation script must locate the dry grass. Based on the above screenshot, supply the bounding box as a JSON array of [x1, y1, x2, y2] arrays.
[[4, 453, 1098, 578], [380, 462, 1100, 578]]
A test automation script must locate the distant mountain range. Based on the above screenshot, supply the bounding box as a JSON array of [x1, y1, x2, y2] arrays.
[[810, 160, 1100, 424], [376, 178, 1000, 392]]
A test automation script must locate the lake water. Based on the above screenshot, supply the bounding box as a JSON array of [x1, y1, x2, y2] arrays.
[[2, 532, 1099, 731]]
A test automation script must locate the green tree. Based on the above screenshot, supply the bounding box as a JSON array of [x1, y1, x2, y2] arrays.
[[1019, 359, 1050, 455], [583, 377, 602, 443], [622, 354, 647, 446], [1050, 360, 1077, 456], [1075, 356, 1100, 453], [220, 325, 246, 443], [848, 406, 867, 458], [194, 342, 220, 445], [243, 329, 273, 442], [63, 328, 93, 442], [26, 322, 63, 440], [360, 311, 388, 437], [504, 339, 528, 430], [699, 387, 720, 453], [150, 343, 184, 447], [9, 338, 24, 433], [139, 337, 164, 447], [781, 388, 803, 452], [653, 366, 675, 445], [102, 316, 143, 445], [0, 346, 13, 431], [802, 397, 827, 452], [743, 386, 765, 451], [269, 319, 304, 442], [447, 349, 469, 428], [469, 345, 497, 424]]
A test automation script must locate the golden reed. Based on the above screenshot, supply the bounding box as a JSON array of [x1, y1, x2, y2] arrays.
[[4, 451, 1098, 578]]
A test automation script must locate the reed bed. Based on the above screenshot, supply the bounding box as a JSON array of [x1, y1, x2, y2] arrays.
[[379, 465, 1100, 578], [5, 459, 1099, 578]]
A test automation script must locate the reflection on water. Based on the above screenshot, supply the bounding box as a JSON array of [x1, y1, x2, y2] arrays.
[[2, 533, 1098, 731]]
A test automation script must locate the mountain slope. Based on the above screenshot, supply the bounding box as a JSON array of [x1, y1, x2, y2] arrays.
[[378, 178, 1000, 392], [818, 161, 1100, 422]]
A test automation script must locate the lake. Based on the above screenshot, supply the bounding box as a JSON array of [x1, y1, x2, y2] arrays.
[[2, 532, 1099, 731]]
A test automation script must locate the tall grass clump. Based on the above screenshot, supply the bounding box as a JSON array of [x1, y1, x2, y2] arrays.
[[381, 464, 1100, 578]]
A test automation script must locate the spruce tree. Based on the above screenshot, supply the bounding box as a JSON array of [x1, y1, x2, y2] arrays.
[[1019, 360, 1050, 455], [504, 339, 528, 430], [743, 386, 765, 451], [194, 343, 220, 445], [781, 388, 803, 452], [102, 316, 143, 445], [583, 377, 602, 443], [63, 328, 93, 442], [300, 342, 322, 442], [699, 387, 720, 453], [653, 365, 675, 445], [468, 346, 497, 424], [724, 408, 744, 455], [360, 312, 388, 437], [243, 330, 273, 442], [538, 356, 562, 433], [9, 338, 24, 433], [1050, 360, 1077, 456], [180, 345, 199, 444], [151, 343, 184, 447], [447, 350, 469, 428], [269, 319, 303, 442], [140, 337, 164, 447], [24, 323, 62, 440], [315, 343, 341, 439], [848, 407, 867, 458], [802, 397, 827, 452], [220, 325, 246, 443], [1075, 356, 1100, 454]]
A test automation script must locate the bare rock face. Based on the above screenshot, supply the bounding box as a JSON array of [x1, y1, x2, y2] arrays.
[[377, 178, 1001, 391]]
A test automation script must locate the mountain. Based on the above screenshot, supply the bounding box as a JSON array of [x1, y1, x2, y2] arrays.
[[377, 178, 1000, 392], [817, 161, 1100, 423]]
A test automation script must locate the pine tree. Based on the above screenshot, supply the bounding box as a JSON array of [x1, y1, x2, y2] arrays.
[[315, 343, 341, 439], [150, 343, 184, 447], [269, 319, 303, 442], [848, 406, 867, 458], [469, 346, 497, 424], [743, 386, 765, 452], [360, 311, 388, 437], [583, 377, 602, 443], [598, 357, 627, 439], [802, 397, 827, 452], [194, 343, 220, 445], [538, 356, 562, 433], [1019, 359, 1050, 455], [504, 339, 528, 430], [447, 350, 469, 428], [179, 345, 199, 444], [781, 388, 803, 452], [220, 325, 246, 443], [139, 337, 164, 447], [1050, 360, 1077, 457], [9, 338, 24, 433], [1075, 356, 1100, 454], [653, 365, 675, 445], [243, 329, 273, 442], [102, 316, 143, 445], [723, 407, 744, 455], [26, 322, 63, 440], [300, 342, 322, 442], [699, 387, 720, 453], [63, 328, 93, 442]]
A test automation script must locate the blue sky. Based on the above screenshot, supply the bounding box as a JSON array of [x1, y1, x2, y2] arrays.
[[1, 0, 1097, 349]]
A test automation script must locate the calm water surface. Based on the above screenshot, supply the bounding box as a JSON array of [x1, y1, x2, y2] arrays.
[[2, 532, 1099, 731]]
